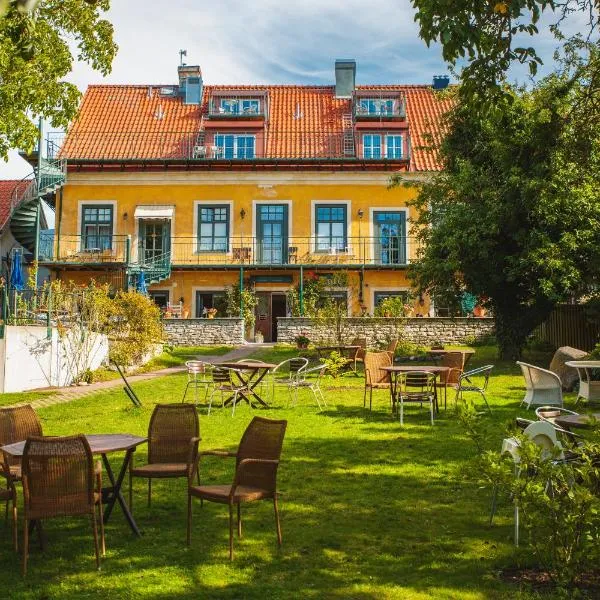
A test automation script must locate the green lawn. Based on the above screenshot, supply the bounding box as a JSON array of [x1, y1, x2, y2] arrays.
[[0, 345, 578, 599]]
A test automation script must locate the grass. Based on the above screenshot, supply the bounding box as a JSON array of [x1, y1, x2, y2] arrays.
[[0, 344, 580, 599], [0, 390, 58, 409]]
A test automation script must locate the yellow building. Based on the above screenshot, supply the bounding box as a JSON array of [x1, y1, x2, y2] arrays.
[[14, 60, 451, 341]]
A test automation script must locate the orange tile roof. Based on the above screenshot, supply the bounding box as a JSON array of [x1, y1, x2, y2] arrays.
[[61, 83, 452, 171]]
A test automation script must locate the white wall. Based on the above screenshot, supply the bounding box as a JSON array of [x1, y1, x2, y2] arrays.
[[0, 325, 109, 393]]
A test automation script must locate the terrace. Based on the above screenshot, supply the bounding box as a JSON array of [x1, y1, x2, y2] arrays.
[[38, 233, 420, 268]]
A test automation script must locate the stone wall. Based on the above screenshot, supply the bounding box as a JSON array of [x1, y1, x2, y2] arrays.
[[276, 317, 495, 347], [163, 318, 245, 346]]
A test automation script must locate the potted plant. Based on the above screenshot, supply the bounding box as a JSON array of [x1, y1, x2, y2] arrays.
[[206, 307, 218, 319], [254, 331, 264, 343], [295, 333, 310, 349]]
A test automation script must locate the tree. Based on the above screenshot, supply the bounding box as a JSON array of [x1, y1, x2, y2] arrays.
[[0, 0, 117, 159], [401, 60, 600, 360], [412, 0, 600, 105]]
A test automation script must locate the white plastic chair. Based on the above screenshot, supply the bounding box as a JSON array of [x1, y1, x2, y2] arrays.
[[490, 421, 566, 546], [294, 364, 327, 410], [270, 357, 309, 403], [182, 360, 212, 405], [517, 361, 563, 409]]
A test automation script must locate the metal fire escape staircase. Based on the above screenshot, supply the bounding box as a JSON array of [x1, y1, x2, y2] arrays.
[[127, 249, 172, 289], [9, 153, 66, 253]]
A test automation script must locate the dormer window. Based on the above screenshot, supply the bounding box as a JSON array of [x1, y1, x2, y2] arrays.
[[214, 133, 256, 159], [363, 134, 404, 159], [219, 98, 261, 115], [357, 99, 394, 116]]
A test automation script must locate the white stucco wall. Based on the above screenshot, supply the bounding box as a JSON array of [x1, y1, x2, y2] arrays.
[[0, 325, 108, 393]]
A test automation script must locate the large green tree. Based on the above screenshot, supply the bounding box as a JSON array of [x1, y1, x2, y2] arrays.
[[0, 0, 116, 159], [402, 54, 600, 359]]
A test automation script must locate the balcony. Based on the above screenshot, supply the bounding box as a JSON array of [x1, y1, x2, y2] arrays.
[[39, 234, 419, 268], [47, 130, 411, 163], [353, 92, 406, 121], [38, 232, 130, 265], [206, 91, 268, 120]]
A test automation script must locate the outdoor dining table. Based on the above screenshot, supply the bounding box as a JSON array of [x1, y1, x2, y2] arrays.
[[1, 433, 147, 537], [565, 360, 600, 403], [382, 365, 451, 413], [215, 360, 277, 408]]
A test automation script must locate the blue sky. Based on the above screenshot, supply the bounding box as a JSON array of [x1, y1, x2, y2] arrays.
[[1, 0, 573, 178]]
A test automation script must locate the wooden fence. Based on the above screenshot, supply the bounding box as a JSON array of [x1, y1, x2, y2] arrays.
[[535, 304, 600, 351]]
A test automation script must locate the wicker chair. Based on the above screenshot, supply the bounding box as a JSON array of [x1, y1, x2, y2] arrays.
[[385, 339, 399, 360], [435, 352, 465, 410], [0, 476, 17, 552], [129, 404, 200, 512], [363, 352, 392, 411], [351, 338, 367, 365], [516, 361, 563, 409], [187, 416, 287, 560], [21, 435, 105, 576], [0, 405, 43, 483]]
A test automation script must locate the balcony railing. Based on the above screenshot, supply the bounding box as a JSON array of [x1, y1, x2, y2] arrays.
[[46, 131, 411, 162], [39, 232, 130, 264], [39, 234, 419, 267]]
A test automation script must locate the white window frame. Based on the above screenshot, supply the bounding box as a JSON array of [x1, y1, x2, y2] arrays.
[[219, 98, 260, 115], [310, 200, 352, 254], [214, 133, 256, 159], [362, 134, 404, 159], [358, 98, 395, 116]]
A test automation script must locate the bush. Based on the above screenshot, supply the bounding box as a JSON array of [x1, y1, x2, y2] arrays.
[[322, 351, 349, 378], [394, 340, 428, 357]]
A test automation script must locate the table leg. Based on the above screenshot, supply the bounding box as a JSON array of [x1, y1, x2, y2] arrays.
[[244, 368, 270, 407], [101, 450, 141, 536]]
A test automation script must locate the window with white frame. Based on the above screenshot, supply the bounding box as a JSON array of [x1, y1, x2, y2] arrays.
[[214, 134, 255, 159], [363, 134, 403, 159], [219, 98, 260, 115]]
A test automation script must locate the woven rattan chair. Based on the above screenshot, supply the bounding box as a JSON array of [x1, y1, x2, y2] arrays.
[[129, 404, 200, 512], [21, 435, 105, 576], [398, 371, 437, 426], [363, 351, 392, 411], [0, 405, 43, 483], [351, 338, 367, 365], [435, 352, 465, 410], [385, 339, 399, 360], [187, 416, 287, 560], [0, 475, 17, 552]]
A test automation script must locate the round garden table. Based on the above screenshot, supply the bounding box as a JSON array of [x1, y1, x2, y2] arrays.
[[555, 413, 600, 430], [2, 433, 147, 536]]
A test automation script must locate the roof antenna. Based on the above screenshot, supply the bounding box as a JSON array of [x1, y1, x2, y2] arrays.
[[179, 49, 187, 67]]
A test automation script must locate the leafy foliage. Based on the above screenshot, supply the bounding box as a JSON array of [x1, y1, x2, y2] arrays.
[[401, 59, 600, 359], [373, 295, 411, 318], [0, 0, 117, 158], [225, 283, 258, 329], [321, 350, 349, 378]]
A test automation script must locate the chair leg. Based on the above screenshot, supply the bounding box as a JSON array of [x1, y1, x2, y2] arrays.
[[363, 385, 367, 408], [489, 485, 498, 526], [207, 388, 216, 416], [229, 503, 234, 561], [182, 381, 190, 403], [232, 391, 238, 416], [274, 495, 282, 546], [430, 399, 434, 425], [187, 493, 192, 546], [310, 386, 322, 411], [400, 399, 404, 426], [147, 479, 152, 508], [369, 387, 373, 411], [237, 503, 242, 538], [11, 495, 17, 553], [22, 518, 29, 577], [129, 464, 133, 514], [98, 499, 105, 556], [480, 391, 492, 413], [91, 512, 101, 571]]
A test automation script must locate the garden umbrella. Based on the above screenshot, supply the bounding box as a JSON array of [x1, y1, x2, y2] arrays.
[[10, 254, 24, 290], [137, 271, 148, 295]]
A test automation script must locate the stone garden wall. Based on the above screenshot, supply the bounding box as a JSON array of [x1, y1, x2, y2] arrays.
[[276, 317, 495, 347], [164, 318, 245, 346]]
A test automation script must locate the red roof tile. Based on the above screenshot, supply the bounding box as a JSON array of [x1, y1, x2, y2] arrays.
[[0, 179, 30, 230], [61, 83, 452, 171]]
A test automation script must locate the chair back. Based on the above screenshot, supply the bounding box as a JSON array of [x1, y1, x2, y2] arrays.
[[364, 352, 392, 386], [148, 404, 199, 465], [460, 365, 494, 391], [273, 357, 308, 380], [22, 435, 94, 519], [441, 352, 464, 385], [236, 417, 287, 493], [351, 338, 367, 360], [522, 421, 564, 460], [517, 362, 561, 391], [186, 360, 207, 380], [212, 367, 233, 384], [386, 339, 399, 355], [399, 371, 436, 400], [0, 405, 43, 469]]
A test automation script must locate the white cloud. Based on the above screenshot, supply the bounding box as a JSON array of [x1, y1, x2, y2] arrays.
[[0, 0, 581, 178]]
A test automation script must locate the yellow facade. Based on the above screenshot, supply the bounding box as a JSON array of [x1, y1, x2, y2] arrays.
[[50, 171, 428, 335]]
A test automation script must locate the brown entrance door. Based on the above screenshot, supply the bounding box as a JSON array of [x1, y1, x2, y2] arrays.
[[271, 294, 287, 342], [255, 293, 271, 342]]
